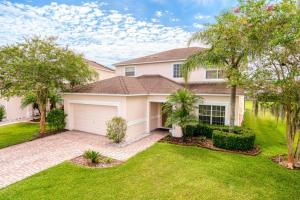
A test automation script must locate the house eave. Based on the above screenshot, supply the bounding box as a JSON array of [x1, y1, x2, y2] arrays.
[[114, 59, 186, 67]]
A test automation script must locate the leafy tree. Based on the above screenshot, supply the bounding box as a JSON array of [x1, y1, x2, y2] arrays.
[[163, 89, 200, 141], [244, 0, 300, 168], [0, 36, 97, 135], [182, 8, 252, 131]]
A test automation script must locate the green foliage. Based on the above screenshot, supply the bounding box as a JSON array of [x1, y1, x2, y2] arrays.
[[212, 129, 255, 151], [196, 124, 214, 138], [163, 89, 201, 139], [106, 117, 127, 143], [0, 105, 5, 121], [0, 36, 97, 134], [84, 150, 100, 164], [46, 109, 66, 131]]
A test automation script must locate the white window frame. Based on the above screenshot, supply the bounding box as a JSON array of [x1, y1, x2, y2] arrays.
[[206, 69, 225, 79], [199, 104, 226, 125], [173, 64, 182, 78], [125, 67, 136, 77]]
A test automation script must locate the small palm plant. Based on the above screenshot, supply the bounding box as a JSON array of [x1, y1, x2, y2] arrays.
[[163, 89, 201, 141], [84, 150, 100, 164]]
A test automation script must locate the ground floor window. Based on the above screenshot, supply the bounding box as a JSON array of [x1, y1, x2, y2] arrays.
[[199, 105, 225, 125]]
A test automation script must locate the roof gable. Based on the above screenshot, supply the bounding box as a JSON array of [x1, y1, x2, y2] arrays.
[[114, 47, 204, 66]]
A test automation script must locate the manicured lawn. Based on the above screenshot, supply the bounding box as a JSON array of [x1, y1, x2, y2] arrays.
[[0, 122, 40, 149], [0, 102, 299, 200]]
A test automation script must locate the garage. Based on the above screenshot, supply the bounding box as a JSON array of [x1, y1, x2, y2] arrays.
[[71, 104, 118, 135]]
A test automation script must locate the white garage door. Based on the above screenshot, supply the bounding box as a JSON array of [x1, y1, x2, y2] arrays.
[[72, 104, 118, 135]]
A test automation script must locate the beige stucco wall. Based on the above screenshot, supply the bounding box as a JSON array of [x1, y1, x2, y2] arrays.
[[64, 94, 149, 142], [63, 93, 244, 142], [125, 96, 148, 141], [0, 97, 32, 121], [115, 61, 225, 83], [94, 68, 115, 81]]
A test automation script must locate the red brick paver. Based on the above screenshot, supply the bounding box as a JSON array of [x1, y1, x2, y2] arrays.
[[0, 131, 166, 189]]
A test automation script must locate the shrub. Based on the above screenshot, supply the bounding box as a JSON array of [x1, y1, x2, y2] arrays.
[[105, 157, 112, 163], [46, 109, 66, 131], [195, 124, 213, 138], [84, 150, 100, 163], [0, 105, 5, 122], [212, 129, 255, 151], [106, 117, 127, 143]]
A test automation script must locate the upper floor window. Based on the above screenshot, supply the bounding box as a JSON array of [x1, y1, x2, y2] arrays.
[[173, 64, 182, 78], [206, 69, 225, 79], [125, 67, 135, 77]]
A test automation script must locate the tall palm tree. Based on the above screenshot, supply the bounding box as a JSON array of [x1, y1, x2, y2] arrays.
[[182, 11, 251, 131]]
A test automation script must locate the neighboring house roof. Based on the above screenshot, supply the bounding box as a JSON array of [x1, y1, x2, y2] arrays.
[[85, 59, 115, 72], [71, 75, 244, 95], [114, 47, 204, 66]]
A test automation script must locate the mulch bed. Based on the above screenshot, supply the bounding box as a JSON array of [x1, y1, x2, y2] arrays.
[[71, 155, 122, 168], [271, 154, 300, 170], [30, 118, 40, 123], [36, 129, 68, 139], [160, 136, 261, 156]]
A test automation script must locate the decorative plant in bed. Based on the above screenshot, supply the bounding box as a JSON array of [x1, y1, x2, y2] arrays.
[[160, 124, 260, 156], [71, 150, 122, 168]]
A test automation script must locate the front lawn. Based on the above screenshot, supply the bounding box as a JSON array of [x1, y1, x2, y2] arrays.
[[0, 103, 299, 200], [0, 122, 40, 149]]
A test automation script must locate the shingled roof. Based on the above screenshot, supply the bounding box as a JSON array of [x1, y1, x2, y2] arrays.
[[71, 75, 244, 95], [114, 47, 204, 66], [85, 59, 115, 72], [72, 75, 183, 94]]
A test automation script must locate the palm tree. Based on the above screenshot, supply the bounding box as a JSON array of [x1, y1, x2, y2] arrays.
[[163, 89, 201, 141], [182, 11, 250, 131], [21, 92, 63, 118]]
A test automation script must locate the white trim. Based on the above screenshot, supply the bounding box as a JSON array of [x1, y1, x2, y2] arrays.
[[62, 92, 244, 97], [67, 100, 121, 130], [62, 93, 148, 97], [127, 118, 147, 126], [199, 101, 230, 125], [125, 66, 136, 77], [114, 59, 186, 67]]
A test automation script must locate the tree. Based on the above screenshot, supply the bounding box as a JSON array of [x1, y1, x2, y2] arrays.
[[182, 8, 251, 131], [0, 36, 97, 135], [244, 0, 300, 168], [163, 89, 200, 141]]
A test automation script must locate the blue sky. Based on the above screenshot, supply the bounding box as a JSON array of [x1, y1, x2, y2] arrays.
[[0, 0, 238, 66]]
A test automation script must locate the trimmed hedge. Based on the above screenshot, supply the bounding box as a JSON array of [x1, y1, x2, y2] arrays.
[[212, 129, 255, 151], [187, 123, 256, 151]]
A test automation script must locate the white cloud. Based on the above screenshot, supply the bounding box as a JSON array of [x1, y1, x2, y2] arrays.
[[0, 1, 193, 66], [193, 23, 205, 29], [155, 11, 162, 17], [194, 14, 211, 20]]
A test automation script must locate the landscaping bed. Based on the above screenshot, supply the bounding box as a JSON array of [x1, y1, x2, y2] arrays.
[[160, 135, 261, 156], [271, 154, 300, 170], [161, 124, 260, 156], [71, 155, 122, 168]]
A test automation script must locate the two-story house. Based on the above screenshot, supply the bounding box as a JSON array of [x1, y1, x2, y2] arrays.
[[63, 47, 244, 142], [0, 60, 115, 122]]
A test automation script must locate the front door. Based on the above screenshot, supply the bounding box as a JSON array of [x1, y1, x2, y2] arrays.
[[161, 103, 171, 129]]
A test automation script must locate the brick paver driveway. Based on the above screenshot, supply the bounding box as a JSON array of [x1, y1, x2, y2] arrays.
[[0, 131, 166, 189]]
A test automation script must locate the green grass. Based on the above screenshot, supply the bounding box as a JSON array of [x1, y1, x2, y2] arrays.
[[0, 122, 40, 149], [0, 102, 298, 200]]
